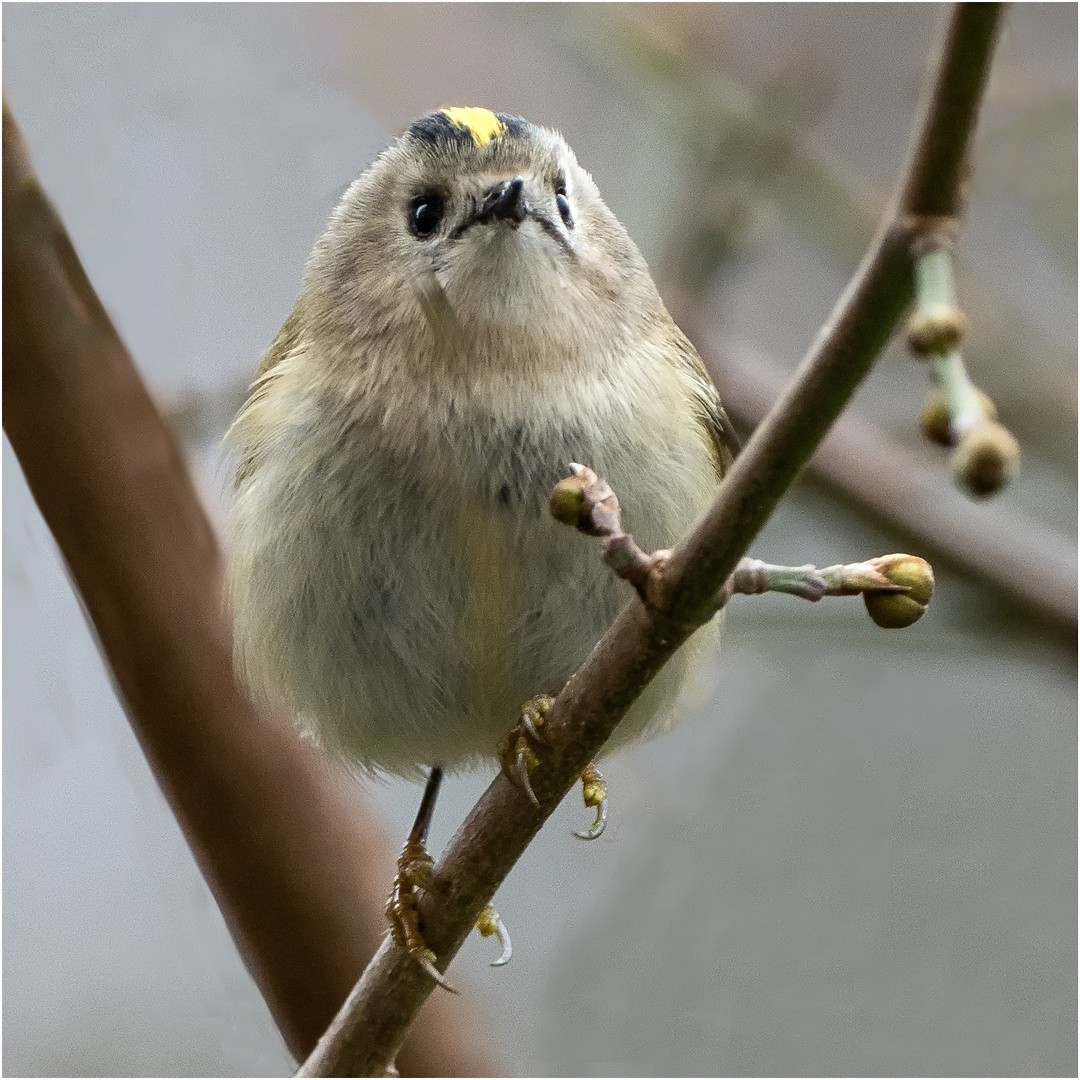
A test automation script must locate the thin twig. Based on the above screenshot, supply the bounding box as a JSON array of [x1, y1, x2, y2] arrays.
[[2, 101, 504, 1078], [555, 467, 934, 627], [297, 5, 1005, 1075]]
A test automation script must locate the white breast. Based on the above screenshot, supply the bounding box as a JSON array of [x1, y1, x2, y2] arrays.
[[228, 343, 720, 778]]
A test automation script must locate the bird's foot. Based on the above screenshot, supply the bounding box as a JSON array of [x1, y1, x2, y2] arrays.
[[386, 837, 459, 993], [574, 761, 608, 840], [498, 696, 610, 840], [497, 693, 555, 807]]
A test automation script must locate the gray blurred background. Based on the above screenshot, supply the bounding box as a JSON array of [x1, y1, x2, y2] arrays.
[[3, 4, 1076, 1076]]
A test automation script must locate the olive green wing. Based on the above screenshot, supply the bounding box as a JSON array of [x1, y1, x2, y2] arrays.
[[672, 330, 740, 477], [228, 306, 305, 488]]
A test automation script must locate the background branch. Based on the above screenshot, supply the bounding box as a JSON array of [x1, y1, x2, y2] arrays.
[[299, 5, 1006, 1075], [2, 101, 502, 1078]]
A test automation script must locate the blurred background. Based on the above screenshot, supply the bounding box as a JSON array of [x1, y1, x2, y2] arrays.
[[3, 4, 1075, 1076]]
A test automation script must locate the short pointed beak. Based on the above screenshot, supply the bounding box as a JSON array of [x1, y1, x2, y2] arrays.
[[477, 177, 527, 225]]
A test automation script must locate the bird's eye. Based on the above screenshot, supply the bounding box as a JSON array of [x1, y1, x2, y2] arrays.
[[555, 184, 573, 227], [408, 194, 444, 238]]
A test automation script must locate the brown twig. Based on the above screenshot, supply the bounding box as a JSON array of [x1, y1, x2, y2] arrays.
[[297, 5, 1005, 1075], [2, 102, 503, 1077], [555, 467, 934, 628], [553, 466, 934, 621]]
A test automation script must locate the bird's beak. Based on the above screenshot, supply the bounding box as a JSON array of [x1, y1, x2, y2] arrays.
[[475, 177, 527, 225]]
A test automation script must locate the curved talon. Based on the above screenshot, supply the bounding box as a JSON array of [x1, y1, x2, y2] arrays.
[[520, 694, 553, 744], [521, 712, 543, 743], [477, 905, 513, 967], [514, 742, 540, 808], [500, 695, 553, 808], [413, 948, 460, 994], [573, 796, 608, 840], [489, 916, 513, 967]]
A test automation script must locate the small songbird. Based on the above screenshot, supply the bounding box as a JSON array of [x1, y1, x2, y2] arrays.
[[226, 108, 736, 986]]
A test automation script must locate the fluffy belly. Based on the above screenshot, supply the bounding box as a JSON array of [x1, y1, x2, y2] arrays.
[[283, 496, 627, 774], [230, 411, 719, 778]]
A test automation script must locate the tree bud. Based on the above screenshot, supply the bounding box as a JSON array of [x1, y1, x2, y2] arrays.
[[864, 554, 934, 628], [952, 421, 1019, 498], [906, 304, 969, 357], [920, 385, 997, 446], [549, 474, 589, 528]]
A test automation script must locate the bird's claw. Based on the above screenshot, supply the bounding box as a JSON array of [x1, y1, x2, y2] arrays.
[[413, 945, 459, 994], [515, 738, 540, 808], [573, 761, 608, 840], [499, 694, 554, 808], [476, 904, 513, 967], [518, 694, 553, 747]]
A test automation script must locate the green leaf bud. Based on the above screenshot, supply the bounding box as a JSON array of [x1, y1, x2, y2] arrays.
[[906, 304, 969, 357], [864, 554, 934, 628], [952, 421, 1020, 498], [549, 474, 589, 528], [920, 385, 997, 446]]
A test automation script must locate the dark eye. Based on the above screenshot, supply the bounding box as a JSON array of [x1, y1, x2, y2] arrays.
[[408, 194, 444, 238], [555, 185, 573, 227]]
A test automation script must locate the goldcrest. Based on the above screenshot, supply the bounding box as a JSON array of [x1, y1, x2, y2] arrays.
[[226, 108, 736, 780]]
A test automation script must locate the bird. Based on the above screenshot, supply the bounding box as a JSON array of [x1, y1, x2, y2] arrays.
[[226, 107, 737, 988]]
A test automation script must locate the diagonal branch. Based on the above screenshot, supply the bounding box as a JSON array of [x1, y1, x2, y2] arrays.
[[298, 4, 1006, 1075]]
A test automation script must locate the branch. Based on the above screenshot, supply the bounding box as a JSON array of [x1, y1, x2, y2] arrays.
[[551, 465, 934, 629], [298, 4, 1005, 1075], [2, 102, 503, 1077]]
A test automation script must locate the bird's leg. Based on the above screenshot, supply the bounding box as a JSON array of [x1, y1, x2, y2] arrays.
[[386, 766, 514, 985], [499, 696, 610, 839], [386, 766, 459, 993]]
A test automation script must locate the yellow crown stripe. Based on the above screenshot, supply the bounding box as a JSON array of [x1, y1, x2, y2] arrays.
[[440, 107, 506, 146]]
